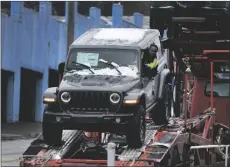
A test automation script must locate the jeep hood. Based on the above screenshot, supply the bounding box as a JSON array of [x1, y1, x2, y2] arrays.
[[59, 67, 141, 92]]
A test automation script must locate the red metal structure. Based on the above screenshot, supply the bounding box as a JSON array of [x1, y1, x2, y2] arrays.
[[181, 50, 230, 166]]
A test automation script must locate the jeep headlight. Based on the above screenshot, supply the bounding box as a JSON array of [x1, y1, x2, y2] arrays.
[[110, 93, 120, 104], [43, 97, 56, 104], [61, 92, 71, 103]]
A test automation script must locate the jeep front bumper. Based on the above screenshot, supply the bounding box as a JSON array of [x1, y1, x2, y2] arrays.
[[43, 111, 134, 133]]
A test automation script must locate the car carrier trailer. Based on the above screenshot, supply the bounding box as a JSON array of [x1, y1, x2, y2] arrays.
[[20, 1, 230, 167]]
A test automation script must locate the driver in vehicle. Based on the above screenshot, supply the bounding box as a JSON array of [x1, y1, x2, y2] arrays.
[[142, 44, 159, 79]]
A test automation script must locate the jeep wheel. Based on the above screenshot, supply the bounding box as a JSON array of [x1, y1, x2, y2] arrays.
[[152, 82, 172, 125], [42, 113, 63, 146], [126, 105, 146, 148]]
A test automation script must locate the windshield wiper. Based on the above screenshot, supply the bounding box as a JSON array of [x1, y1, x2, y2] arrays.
[[99, 59, 122, 75], [71, 61, 95, 74]]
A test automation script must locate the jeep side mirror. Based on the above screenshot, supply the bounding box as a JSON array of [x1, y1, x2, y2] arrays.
[[58, 62, 65, 83]]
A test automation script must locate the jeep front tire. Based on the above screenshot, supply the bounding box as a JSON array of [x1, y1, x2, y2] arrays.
[[42, 111, 63, 146], [126, 105, 146, 148]]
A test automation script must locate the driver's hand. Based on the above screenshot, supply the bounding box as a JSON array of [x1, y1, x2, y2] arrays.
[[145, 63, 151, 68]]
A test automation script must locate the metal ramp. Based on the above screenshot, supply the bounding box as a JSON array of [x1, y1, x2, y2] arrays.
[[20, 110, 216, 167], [118, 129, 158, 161], [21, 130, 84, 166], [117, 109, 215, 165]]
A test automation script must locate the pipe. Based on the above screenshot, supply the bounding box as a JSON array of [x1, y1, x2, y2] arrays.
[[62, 159, 107, 164], [203, 50, 230, 54], [183, 73, 188, 127], [190, 145, 230, 167], [210, 61, 214, 110], [107, 142, 116, 166], [212, 60, 230, 62], [184, 56, 208, 60], [190, 145, 229, 149], [183, 57, 230, 62], [225, 146, 229, 167]]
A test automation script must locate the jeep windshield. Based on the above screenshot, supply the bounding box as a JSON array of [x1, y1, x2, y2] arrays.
[[67, 48, 140, 78]]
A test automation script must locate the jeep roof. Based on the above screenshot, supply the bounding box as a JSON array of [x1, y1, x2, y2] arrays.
[[70, 28, 160, 49]]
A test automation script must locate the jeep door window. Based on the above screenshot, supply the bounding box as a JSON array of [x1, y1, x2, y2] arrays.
[[205, 82, 230, 97], [67, 48, 140, 77]]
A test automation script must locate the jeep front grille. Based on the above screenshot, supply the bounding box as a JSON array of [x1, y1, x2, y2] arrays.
[[70, 91, 111, 110]]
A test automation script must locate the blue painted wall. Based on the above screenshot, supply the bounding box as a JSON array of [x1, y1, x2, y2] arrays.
[[1, 2, 144, 123]]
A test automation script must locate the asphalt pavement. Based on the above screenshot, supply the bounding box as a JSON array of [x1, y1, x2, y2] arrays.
[[2, 122, 42, 141], [2, 139, 35, 166], [2, 122, 42, 166]]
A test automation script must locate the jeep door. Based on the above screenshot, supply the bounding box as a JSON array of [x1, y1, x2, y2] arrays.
[[144, 36, 166, 107], [141, 52, 157, 108], [144, 77, 157, 108]]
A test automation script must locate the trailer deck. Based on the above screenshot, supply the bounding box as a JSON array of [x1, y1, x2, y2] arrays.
[[20, 108, 220, 167]]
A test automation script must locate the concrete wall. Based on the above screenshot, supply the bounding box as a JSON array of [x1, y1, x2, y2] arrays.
[[1, 2, 144, 123]]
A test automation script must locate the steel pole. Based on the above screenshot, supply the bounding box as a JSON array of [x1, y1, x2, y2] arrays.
[[183, 73, 188, 127], [107, 142, 116, 166], [210, 61, 214, 110], [225, 145, 229, 167]]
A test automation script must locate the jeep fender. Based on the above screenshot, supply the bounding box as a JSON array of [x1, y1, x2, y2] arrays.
[[124, 89, 146, 107], [158, 69, 171, 100], [43, 87, 58, 99], [124, 89, 145, 100]]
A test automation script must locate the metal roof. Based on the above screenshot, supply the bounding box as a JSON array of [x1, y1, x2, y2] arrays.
[[101, 16, 150, 28], [53, 16, 150, 28], [71, 28, 160, 49]]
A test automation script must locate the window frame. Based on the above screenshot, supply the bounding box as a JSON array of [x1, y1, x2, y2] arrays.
[[66, 47, 141, 72], [204, 81, 230, 98]]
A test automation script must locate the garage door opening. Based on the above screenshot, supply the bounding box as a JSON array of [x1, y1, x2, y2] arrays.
[[19, 68, 42, 122], [48, 69, 59, 87], [1, 70, 14, 123]]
